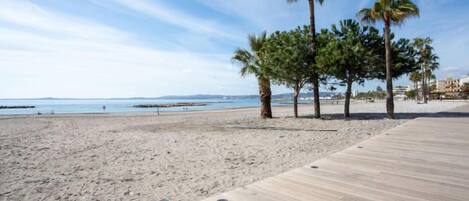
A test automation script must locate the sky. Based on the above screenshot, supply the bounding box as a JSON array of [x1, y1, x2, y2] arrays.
[[1, 0, 468, 98]]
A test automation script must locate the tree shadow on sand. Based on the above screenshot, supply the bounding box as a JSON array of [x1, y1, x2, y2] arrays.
[[301, 111, 469, 120]]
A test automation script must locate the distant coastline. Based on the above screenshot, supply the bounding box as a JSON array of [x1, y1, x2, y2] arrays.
[[0, 93, 341, 115], [133, 102, 208, 108], [0, 92, 340, 100], [0, 105, 35, 109]]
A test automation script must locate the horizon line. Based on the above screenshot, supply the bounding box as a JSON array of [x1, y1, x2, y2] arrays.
[[0, 92, 344, 100]]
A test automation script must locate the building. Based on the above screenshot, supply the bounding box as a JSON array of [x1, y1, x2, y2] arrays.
[[431, 75, 469, 98], [436, 80, 446, 93], [393, 85, 411, 99], [393, 85, 411, 95], [444, 78, 461, 93], [410, 79, 437, 91], [460, 76, 469, 87]]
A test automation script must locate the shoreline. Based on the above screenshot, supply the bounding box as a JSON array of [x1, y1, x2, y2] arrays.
[[1, 99, 467, 119], [0, 104, 268, 118]]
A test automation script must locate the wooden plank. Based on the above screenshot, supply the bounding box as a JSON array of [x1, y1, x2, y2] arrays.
[[202, 104, 469, 201], [304, 163, 466, 201]]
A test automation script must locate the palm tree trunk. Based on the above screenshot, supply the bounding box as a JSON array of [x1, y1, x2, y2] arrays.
[[422, 66, 427, 104], [427, 74, 431, 101], [384, 20, 395, 119], [425, 66, 430, 103], [259, 77, 272, 119], [293, 80, 300, 118], [308, 0, 321, 119], [344, 69, 352, 118], [308, 0, 316, 56], [414, 81, 418, 102]]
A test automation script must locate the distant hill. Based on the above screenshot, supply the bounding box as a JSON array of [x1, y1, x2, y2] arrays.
[[156, 94, 228, 99], [272, 92, 340, 99], [2, 92, 340, 100], [156, 92, 340, 100]]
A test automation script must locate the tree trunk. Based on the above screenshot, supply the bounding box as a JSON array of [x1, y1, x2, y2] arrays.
[[308, 0, 316, 57], [422, 66, 427, 104], [425, 67, 430, 103], [344, 69, 353, 118], [293, 80, 300, 118], [384, 20, 395, 119], [414, 81, 419, 102], [419, 65, 424, 102], [311, 76, 321, 118], [427, 75, 431, 101], [259, 77, 272, 119], [308, 0, 321, 119]]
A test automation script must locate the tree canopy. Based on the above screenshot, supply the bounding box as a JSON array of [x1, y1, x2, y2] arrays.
[[317, 19, 380, 86], [262, 26, 314, 117], [263, 26, 321, 89], [368, 36, 419, 80], [316, 19, 383, 117]]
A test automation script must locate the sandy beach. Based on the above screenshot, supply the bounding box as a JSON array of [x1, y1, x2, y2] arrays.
[[0, 101, 466, 201]]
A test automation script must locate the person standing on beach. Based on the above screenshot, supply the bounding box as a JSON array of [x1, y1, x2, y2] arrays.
[[102, 105, 106, 111]]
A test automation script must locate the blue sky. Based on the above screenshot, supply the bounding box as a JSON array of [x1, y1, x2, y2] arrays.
[[1, 0, 468, 98]]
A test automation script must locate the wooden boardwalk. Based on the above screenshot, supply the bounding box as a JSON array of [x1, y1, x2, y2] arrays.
[[203, 105, 469, 201]]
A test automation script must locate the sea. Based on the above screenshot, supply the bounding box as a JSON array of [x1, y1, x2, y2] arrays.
[[0, 98, 276, 115]]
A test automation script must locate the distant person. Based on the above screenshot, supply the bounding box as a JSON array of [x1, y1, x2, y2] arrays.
[[102, 105, 106, 111]]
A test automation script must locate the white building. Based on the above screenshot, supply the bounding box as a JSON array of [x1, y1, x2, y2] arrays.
[[393, 85, 411, 99], [410, 79, 437, 90], [436, 80, 446, 92], [460, 76, 469, 87]]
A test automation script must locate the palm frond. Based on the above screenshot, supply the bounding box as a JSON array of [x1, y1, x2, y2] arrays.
[[233, 32, 270, 78], [232, 48, 258, 77], [358, 0, 419, 25], [248, 31, 267, 52], [390, 0, 420, 24], [357, 8, 376, 24]]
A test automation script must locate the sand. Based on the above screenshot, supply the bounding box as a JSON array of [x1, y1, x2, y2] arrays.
[[0, 101, 466, 201]]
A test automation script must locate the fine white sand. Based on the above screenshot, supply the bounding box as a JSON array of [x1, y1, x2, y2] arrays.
[[0, 101, 466, 201]]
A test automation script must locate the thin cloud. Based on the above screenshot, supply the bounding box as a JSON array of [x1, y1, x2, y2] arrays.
[[197, 0, 298, 30], [197, 0, 371, 31], [2, 0, 468, 97], [442, 66, 463, 72], [0, 1, 249, 98], [0, 0, 129, 42], [111, 0, 241, 41]]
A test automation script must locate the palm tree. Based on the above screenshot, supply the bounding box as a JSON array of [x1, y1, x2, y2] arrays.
[[287, 0, 325, 118], [232, 32, 272, 118], [415, 38, 439, 103], [424, 51, 438, 98], [409, 71, 421, 102], [412, 37, 431, 103], [358, 0, 419, 119]]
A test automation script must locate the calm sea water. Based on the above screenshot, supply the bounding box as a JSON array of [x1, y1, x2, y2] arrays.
[[0, 98, 273, 115]]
